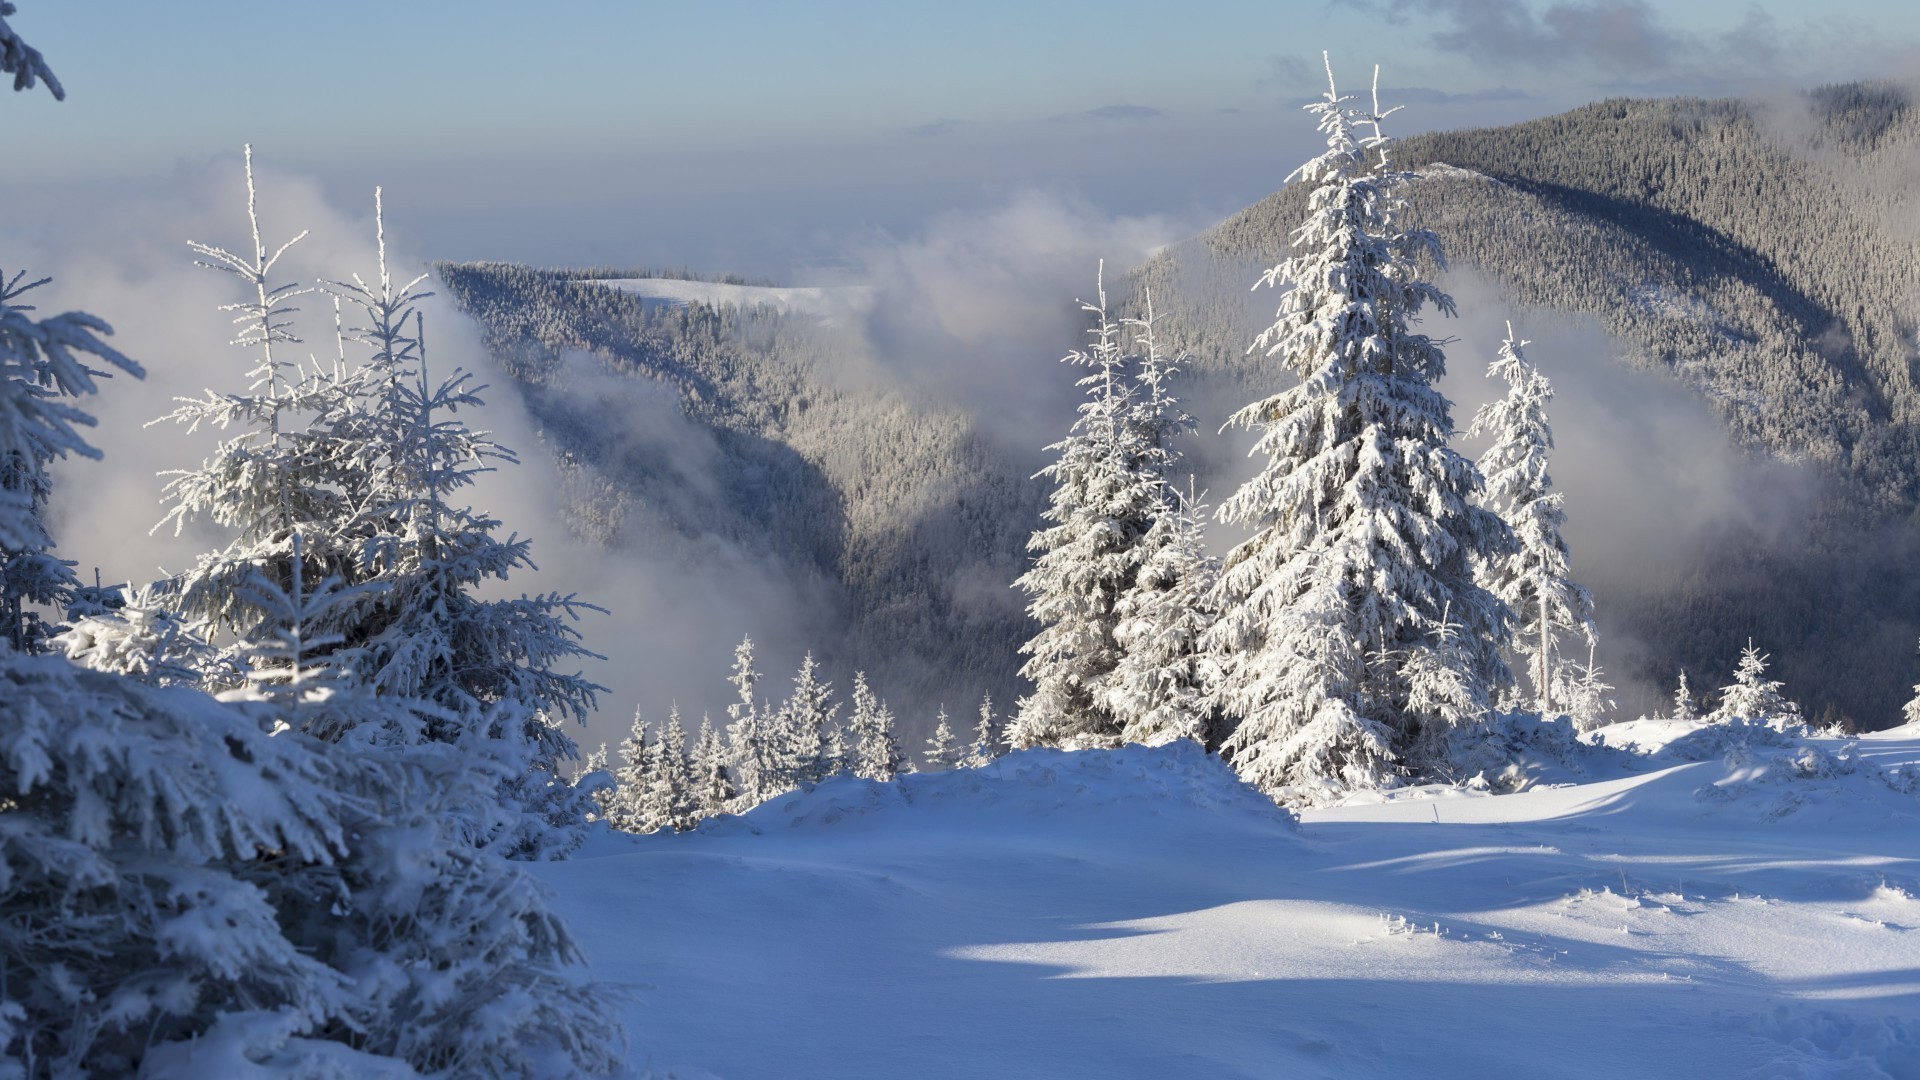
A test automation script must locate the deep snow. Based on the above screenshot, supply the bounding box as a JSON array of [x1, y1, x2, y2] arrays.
[[537, 724, 1920, 1079]]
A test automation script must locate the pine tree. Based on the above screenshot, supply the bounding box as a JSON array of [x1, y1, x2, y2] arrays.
[[773, 651, 839, 788], [1710, 639, 1802, 728], [924, 707, 963, 771], [691, 713, 736, 817], [0, 270, 141, 653], [1107, 480, 1222, 748], [606, 707, 651, 832], [1206, 58, 1509, 802], [1467, 323, 1596, 718], [724, 634, 779, 808], [640, 706, 696, 832], [846, 670, 906, 781], [966, 693, 1000, 767], [1673, 670, 1699, 722], [1010, 264, 1165, 749]]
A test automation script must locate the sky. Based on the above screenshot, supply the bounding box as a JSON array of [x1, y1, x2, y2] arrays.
[[9, 0, 1917, 275], [7, 0, 1919, 740]]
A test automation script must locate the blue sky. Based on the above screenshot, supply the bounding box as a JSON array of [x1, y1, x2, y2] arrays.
[[6, 0, 1917, 272]]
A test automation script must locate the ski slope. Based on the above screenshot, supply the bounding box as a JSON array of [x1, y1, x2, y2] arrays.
[[536, 726, 1920, 1079]]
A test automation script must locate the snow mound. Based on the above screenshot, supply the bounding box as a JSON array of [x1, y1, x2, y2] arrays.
[[708, 742, 1295, 838]]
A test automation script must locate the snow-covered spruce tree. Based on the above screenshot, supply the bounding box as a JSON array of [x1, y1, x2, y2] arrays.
[[637, 706, 696, 833], [0, 247, 361, 1075], [845, 670, 906, 781], [966, 693, 999, 767], [1673, 670, 1699, 722], [691, 714, 736, 817], [724, 634, 780, 809], [58, 583, 232, 688], [1010, 264, 1164, 750], [217, 544, 624, 1076], [0, 2, 61, 99], [1709, 640, 1802, 728], [1, 271, 141, 653], [1206, 59, 1509, 803], [923, 707, 963, 772], [1107, 480, 1223, 748], [1467, 323, 1597, 721], [604, 708, 651, 832], [767, 652, 839, 791]]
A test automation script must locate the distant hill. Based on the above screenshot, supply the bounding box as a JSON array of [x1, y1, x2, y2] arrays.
[[440, 83, 1920, 730], [1132, 82, 1920, 728]]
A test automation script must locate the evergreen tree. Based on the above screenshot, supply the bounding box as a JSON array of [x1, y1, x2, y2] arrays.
[[57, 584, 228, 688], [0, 270, 141, 653], [846, 670, 906, 781], [639, 706, 696, 833], [1107, 481, 1222, 748], [691, 713, 736, 817], [724, 634, 779, 808], [1010, 264, 1164, 749], [1206, 59, 1508, 802], [966, 693, 1000, 767], [1673, 670, 1699, 722], [1467, 324, 1596, 717], [924, 707, 963, 771], [1710, 640, 1802, 728], [606, 707, 651, 832], [773, 651, 839, 788]]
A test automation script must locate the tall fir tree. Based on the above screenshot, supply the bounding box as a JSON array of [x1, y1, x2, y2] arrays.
[[1467, 324, 1596, 719], [966, 693, 1000, 767], [1010, 264, 1167, 750], [846, 670, 906, 781], [1206, 59, 1509, 802], [1107, 480, 1223, 748], [691, 713, 736, 817]]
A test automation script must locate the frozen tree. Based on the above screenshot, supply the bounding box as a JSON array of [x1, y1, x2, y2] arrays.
[[0, 2, 62, 99], [1107, 480, 1222, 748], [767, 651, 839, 790], [923, 707, 963, 771], [724, 634, 780, 808], [58, 583, 233, 688], [1552, 638, 1615, 729], [1206, 58, 1508, 802], [1710, 640, 1802, 728], [1467, 324, 1596, 718], [1673, 670, 1699, 722], [966, 693, 999, 767], [1, 270, 141, 653], [691, 714, 736, 817], [1011, 264, 1164, 749], [636, 706, 696, 833], [582, 741, 614, 819], [602, 708, 651, 831], [845, 670, 906, 781]]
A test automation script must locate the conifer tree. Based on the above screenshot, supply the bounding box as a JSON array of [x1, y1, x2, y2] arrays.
[[639, 706, 696, 832], [691, 713, 737, 816], [1673, 670, 1699, 722], [1467, 324, 1595, 717], [846, 670, 906, 781], [774, 651, 839, 788], [924, 707, 963, 771], [1206, 58, 1508, 802], [967, 693, 1000, 767], [1108, 480, 1222, 748], [606, 707, 651, 832], [1710, 640, 1802, 728], [1011, 265, 1164, 749], [724, 634, 779, 808]]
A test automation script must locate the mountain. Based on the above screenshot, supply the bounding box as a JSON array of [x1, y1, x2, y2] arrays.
[[439, 82, 1920, 730]]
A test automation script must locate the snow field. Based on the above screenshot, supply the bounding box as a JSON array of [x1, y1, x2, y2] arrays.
[[540, 733, 1920, 1079]]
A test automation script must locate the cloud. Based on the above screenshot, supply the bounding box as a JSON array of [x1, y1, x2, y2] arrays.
[[1385, 85, 1535, 105], [1051, 104, 1165, 124], [908, 118, 964, 138]]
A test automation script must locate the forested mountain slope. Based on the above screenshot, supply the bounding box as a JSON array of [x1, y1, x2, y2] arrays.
[[436, 262, 1041, 727], [1133, 82, 1920, 727], [441, 83, 1920, 729]]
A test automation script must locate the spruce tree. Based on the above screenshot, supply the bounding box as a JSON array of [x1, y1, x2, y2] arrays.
[[1010, 265, 1164, 749], [607, 707, 651, 832], [1710, 640, 1802, 728], [1673, 670, 1699, 722], [691, 713, 737, 817], [1107, 481, 1222, 748], [846, 670, 906, 781], [1206, 59, 1508, 802], [1467, 324, 1596, 718], [924, 707, 963, 771], [966, 693, 1000, 767]]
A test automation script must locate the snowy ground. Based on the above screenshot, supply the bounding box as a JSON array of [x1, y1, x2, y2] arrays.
[[536, 724, 1920, 1079], [583, 278, 875, 323]]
